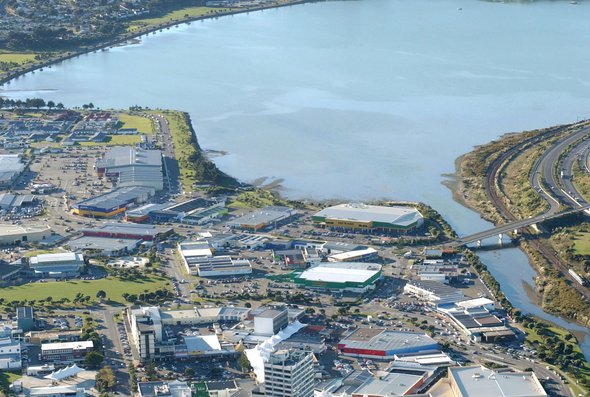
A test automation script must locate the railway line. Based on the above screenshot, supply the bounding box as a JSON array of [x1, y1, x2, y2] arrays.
[[481, 122, 590, 299]]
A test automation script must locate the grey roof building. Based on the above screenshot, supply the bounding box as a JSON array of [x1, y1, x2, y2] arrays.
[[96, 147, 163, 191]]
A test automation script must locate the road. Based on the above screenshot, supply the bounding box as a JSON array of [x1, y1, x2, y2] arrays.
[[535, 125, 590, 210], [152, 114, 181, 195], [98, 307, 131, 395]]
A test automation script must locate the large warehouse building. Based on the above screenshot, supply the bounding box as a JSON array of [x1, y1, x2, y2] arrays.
[[95, 147, 164, 191], [72, 186, 155, 218], [294, 262, 382, 293], [0, 154, 25, 188], [338, 328, 439, 360], [0, 225, 53, 246], [313, 203, 424, 233]]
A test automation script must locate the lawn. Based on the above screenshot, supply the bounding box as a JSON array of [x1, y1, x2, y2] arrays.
[[127, 7, 230, 32], [0, 52, 37, 64], [116, 113, 155, 135], [573, 232, 590, 256], [0, 275, 170, 305], [79, 135, 142, 146]]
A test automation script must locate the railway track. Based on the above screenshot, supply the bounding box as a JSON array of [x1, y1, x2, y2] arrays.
[[482, 123, 590, 300]]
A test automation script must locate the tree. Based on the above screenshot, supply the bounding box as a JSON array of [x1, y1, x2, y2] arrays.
[[145, 362, 158, 381], [95, 365, 116, 392], [84, 351, 104, 369], [184, 367, 195, 379], [238, 349, 252, 373], [47, 100, 55, 110], [96, 290, 107, 302]]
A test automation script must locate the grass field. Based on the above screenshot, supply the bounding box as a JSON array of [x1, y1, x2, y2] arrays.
[[0, 275, 170, 305], [79, 135, 142, 146], [573, 232, 590, 256], [116, 113, 155, 134], [0, 52, 37, 64], [127, 7, 230, 32]]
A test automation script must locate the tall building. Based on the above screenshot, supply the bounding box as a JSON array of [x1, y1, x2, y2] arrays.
[[264, 350, 314, 397]]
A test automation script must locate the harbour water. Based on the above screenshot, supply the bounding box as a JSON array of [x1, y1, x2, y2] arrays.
[[2, 0, 590, 354]]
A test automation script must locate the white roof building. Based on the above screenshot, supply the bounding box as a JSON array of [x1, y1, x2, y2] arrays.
[[440, 366, 548, 397]]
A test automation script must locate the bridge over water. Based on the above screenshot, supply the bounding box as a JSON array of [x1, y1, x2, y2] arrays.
[[445, 204, 590, 248]]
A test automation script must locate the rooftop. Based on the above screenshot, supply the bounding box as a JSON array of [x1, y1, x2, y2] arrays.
[[41, 340, 94, 351], [297, 262, 382, 284], [96, 147, 162, 168], [314, 203, 423, 227], [340, 329, 438, 352], [68, 236, 141, 251], [449, 366, 547, 397], [73, 186, 154, 211]]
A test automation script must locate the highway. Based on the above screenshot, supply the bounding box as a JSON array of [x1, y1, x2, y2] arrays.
[[153, 114, 181, 195], [534, 125, 590, 210]]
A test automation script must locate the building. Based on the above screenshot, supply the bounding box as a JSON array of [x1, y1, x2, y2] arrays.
[[327, 247, 378, 263], [254, 306, 289, 336], [138, 380, 192, 397], [81, 222, 173, 241], [67, 236, 141, 257], [228, 206, 297, 231], [72, 186, 155, 218], [27, 385, 86, 397], [0, 337, 22, 369], [0, 193, 39, 210], [338, 329, 439, 360], [28, 252, 84, 278], [404, 280, 465, 306], [95, 147, 164, 191], [294, 262, 382, 293], [264, 350, 315, 397], [17, 306, 35, 332], [129, 307, 162, 361], [0, 224, 53, 246], [313, 203, 424, 233], [278, 325, 327, 354], [40, 341, 94, 364], [178, 240, 252, 277], [351, 368, 430, 397], [0, 154, 25, 188], [440, 366, 547, 397]]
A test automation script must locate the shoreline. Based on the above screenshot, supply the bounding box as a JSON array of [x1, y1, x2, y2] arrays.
[[0, 0, 314, 88]]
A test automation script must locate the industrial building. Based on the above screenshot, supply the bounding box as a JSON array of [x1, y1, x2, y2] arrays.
[[338, 328, 439, 360], [313, 203, 424, 233], [125, 198, 226, 225], [95, 147, 164, 191], [294, 262, 382, 293], [439, 366, 547, 397], [40, 341, 94, 364], [0, 154, 25, 188], [81, 222, 173, 241], [72, 186, 155, 217], [264, 350, 315, 397], [0, 224, 53, 246], [28, 252, 85, 278], [138, 380, 192, 397], [228, 206, 297, 231], [404, 280, 465, 306], [0, 193, 39, 210]]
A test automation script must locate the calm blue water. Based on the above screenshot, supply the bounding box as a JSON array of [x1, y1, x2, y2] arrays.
[[2, 0, 590, 353]]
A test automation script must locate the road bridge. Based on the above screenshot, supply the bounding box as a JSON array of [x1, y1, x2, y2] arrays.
[[446, 204, 590, 248]]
